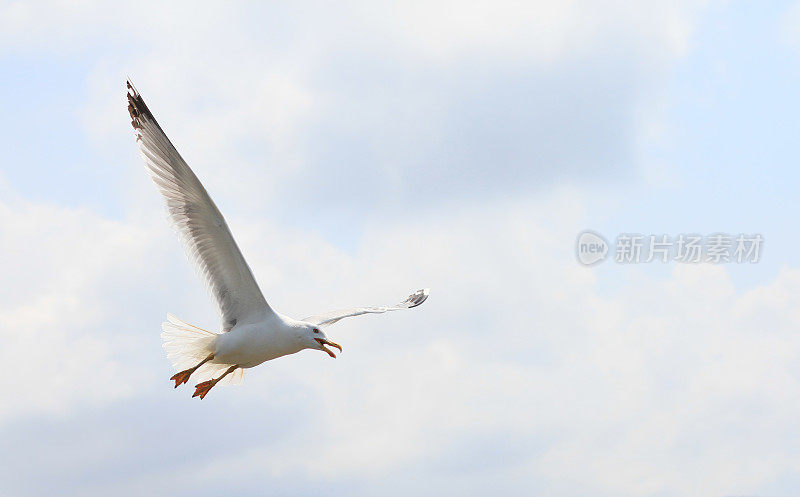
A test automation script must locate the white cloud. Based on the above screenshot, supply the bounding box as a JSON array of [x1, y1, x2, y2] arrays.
[[37, 0, 706, 221], [0, 183, 790, 496], [7, 2, 798, 497], [368, 0, 698, 62], [1, 164, 799, 496], [0, 190, 149, 420]]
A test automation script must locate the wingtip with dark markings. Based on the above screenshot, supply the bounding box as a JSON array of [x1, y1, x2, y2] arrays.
[[403, 288, 429, 308], [126, 79, 151, 130]]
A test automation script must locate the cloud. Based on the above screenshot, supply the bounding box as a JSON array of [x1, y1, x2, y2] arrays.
[[50, 0, 706, 220], [1, 181, 799, 496], [8, 2, 798, 497], [0, 186, 174, 422]]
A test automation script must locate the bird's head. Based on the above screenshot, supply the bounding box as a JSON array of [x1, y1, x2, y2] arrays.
[[299, 323, 342, 358]]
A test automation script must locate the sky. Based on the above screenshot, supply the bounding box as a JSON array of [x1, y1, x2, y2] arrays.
[[2, 1, 800, 496]]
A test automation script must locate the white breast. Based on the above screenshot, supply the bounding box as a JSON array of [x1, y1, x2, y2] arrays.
[[213, 320, 302, 368]]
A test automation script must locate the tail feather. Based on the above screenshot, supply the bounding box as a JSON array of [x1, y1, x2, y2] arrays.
[[161, 314, 217, 370], [161, 314, 244, 385]]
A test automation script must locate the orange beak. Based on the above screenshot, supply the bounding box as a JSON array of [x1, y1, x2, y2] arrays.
[[315, 337, 342, 358]]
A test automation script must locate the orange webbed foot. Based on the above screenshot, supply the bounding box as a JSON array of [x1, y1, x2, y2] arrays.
[[192, 379, 217, 399], [170, 369, 194, 388]]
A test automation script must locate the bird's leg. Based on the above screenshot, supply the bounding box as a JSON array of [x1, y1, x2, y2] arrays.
[[192, 365, 239, 400], [170, 354, 214, 388]]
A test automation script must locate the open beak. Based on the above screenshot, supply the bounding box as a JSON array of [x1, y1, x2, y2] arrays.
[[315, 337, 342, 358]]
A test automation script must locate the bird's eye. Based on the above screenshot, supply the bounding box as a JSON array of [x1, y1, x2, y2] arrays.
[[313, 328, 320, 334]]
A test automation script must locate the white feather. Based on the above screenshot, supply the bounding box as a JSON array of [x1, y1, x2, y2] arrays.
[[127, 80, 428, 395], [127, 81, 274, 333], [303, 288, 430, 327]]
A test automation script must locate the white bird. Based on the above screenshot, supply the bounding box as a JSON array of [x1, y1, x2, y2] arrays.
[[127, 80, 429, 399]]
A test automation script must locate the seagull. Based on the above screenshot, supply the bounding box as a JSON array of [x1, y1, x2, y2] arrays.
[[126, 80, 429, 399]]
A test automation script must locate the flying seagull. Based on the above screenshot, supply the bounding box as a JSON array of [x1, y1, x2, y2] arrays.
[[126, 80, 429, 399]]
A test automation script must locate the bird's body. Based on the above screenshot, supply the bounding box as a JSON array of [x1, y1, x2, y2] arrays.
[[216, 316, 308, 368], [126, 80, 428, 398]]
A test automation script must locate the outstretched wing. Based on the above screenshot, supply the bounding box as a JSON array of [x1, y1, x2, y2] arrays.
[[304, 289, 429, 327], [127, 80, 273, 331]]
